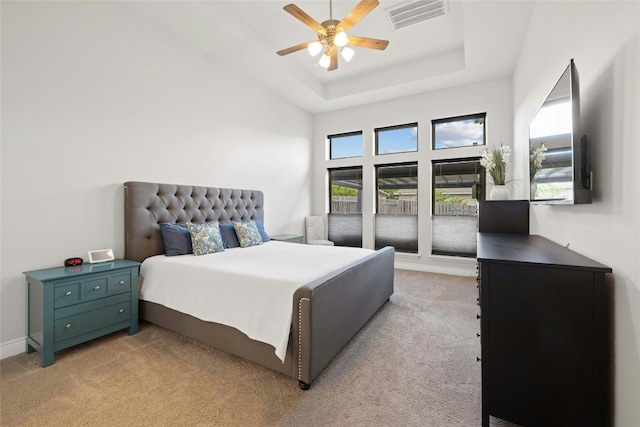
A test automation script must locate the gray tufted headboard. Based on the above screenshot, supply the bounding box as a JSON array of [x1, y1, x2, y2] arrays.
[[124, 181, 264, 262]]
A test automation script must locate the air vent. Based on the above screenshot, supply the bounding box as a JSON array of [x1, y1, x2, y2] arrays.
[[385, 0, 446, 30]]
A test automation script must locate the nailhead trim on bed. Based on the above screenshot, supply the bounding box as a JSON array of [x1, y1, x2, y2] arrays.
[[298, 297, 310, 381]]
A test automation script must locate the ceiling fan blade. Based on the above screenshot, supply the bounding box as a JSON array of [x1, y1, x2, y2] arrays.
[[347, 35, 389, 50], [338, 0, 379, 31], [277, 42, 310, 56], [329, 46, 338, 71], [283, 4, 325, 33]]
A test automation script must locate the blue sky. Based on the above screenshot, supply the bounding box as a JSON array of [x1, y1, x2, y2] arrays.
[[331, 119, 484, 158], [433, 119, 484, 149], [331, 126, 418, 159]]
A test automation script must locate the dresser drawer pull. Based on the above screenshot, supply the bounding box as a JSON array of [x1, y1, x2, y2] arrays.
[[119, 280, 125, 285], [65, 323, 72, 329], [119, 308, 125, 313], [65, 291, 72, 296], [94, 285, 100, 291]]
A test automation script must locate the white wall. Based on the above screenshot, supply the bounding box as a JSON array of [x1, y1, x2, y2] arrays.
[[312, 77, 513, 275], [512, 1, 640, 425], [1, 2, 312, 356]]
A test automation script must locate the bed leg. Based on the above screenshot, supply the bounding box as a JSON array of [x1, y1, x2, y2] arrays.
[[298, 381, 310, 390]]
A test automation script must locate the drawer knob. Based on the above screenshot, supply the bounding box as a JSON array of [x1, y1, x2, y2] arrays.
[[119, 280, 125, 285], [65, 323, 72, 329], [65, 291, 72, 296], [119, 308, 125, 313], [94, 285, 100, 291]]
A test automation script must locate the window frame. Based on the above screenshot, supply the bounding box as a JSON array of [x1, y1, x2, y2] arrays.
[[328, 166, 364, 248], [431, 156, 485, 258], [374, 161, 418, 253], [375, 122, 418, 155], [431, 113, 486, 150], [328, 131, 364, 160], [431, 156, 485, 214], [374, 161, 418, 214], [328, 166, 363, 214]]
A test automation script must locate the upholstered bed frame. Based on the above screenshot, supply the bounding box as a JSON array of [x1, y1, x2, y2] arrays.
[[124, 181, 394, 389]]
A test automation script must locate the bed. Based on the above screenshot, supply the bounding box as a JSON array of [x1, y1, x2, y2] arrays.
[[124, 181, 395, 389]]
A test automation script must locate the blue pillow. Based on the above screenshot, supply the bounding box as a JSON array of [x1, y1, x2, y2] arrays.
[[233, 221, 263, 248], [187, 222, 225, 256], [219, 222, 240, 248], [254, 220, 270, 242], [159, 223, 192, 256]]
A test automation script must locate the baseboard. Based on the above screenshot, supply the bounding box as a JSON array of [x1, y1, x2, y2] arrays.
[[394, 261, 476, 277], [1, 336, 26, 360]]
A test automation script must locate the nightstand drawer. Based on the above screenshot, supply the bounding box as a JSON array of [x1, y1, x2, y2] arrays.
[[55, 292, 130, 320], [108, 271, 132, 294], [54, 282, 82, 308], [83, 276, 108, 301], [55, 300, 131, 342]]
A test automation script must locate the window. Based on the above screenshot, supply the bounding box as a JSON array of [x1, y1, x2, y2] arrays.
[[375, 123, 418, 155], [329, 131, 363, 159], [431, 158, 484, 257], [328, 167, 363, 247], [375, 163, 418, 253], [432, 113, 486, 150]]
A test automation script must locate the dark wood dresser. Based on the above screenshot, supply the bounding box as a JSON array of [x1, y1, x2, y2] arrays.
[[477, 233, 611, 426]]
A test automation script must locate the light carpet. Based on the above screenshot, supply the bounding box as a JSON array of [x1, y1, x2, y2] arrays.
[[1, 269, 518, 426]]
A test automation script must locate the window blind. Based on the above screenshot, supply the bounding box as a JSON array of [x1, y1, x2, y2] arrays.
[[375, 214, 418, 253], [328, 214, 362, 248]]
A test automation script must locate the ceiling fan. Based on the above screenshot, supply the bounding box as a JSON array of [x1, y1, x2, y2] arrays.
[[276, 0, 389, 71]]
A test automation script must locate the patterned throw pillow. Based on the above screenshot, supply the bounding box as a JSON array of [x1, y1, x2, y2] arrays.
[[186, 222, 225, 256], [233, 220, 263, 248]]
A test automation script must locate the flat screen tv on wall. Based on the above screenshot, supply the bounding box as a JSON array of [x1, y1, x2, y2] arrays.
[[529, 59, 592, 204]]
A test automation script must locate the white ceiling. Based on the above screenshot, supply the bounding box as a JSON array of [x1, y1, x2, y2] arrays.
[[123, 1, 536, 114]]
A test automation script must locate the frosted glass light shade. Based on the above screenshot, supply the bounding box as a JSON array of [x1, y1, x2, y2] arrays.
[[308, 41, 322, 57], [341, 47, 355, 62], [334, 31, 348, 47], [319, 52, 331, 68]]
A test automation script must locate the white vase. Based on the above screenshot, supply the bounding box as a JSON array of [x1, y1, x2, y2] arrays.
[[490, 185, 509, 200]]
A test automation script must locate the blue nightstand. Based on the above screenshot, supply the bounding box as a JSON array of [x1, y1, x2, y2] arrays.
[[24, 259, 140, 367]]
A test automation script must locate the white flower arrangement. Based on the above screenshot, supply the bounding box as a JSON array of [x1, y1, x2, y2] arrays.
[[530, 142, 548, 180], [480, 144, 511, 185]]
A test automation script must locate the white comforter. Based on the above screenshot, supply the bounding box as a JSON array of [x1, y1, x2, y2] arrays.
[[139, 241, 375, 362]]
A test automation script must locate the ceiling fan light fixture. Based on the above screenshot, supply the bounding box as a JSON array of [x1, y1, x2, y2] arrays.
[[319, 52, 331, 68], [334, 30, 348, 47], [308, 41, 323, 56], [277, 0, 389, 71], [341, 46, 355, 62]]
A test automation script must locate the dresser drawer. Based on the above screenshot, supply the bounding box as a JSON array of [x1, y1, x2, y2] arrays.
[[54, 300, 131, 342]]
